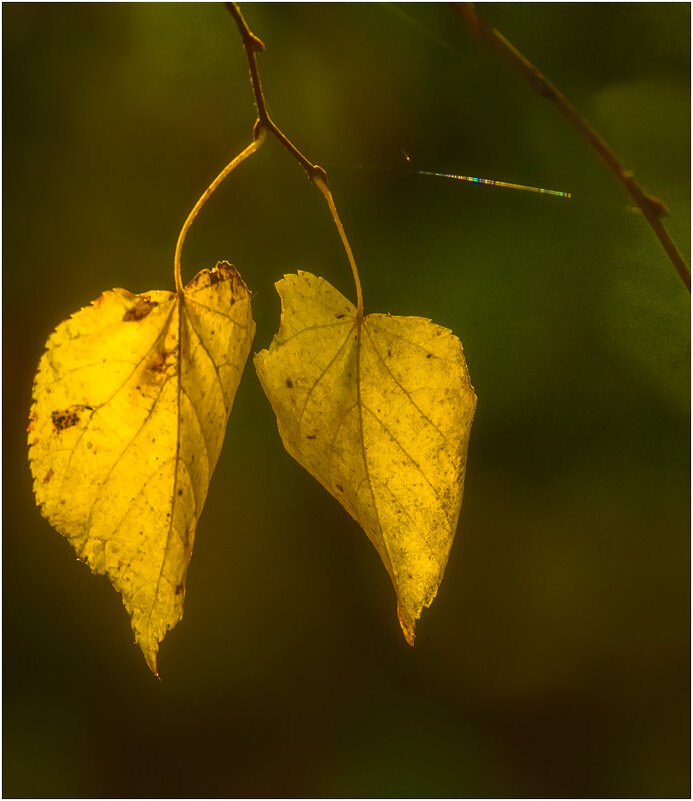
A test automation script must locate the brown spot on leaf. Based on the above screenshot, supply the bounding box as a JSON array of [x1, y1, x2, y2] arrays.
[[43, 469, 54, 484], [145, 349, 173, 378], [52, 408, 80, 432], [336, 484, 344, 493], [285, 377, 293, 388], [335, 313, 346, 319], [175, 583, 184, 595], [183, 525, 193, 549], [149, 353, 167, 373], [306, 434, 316, 439], [123, 296, 158, 322]]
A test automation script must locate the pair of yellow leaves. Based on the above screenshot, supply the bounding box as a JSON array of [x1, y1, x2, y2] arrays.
[[28, 264, 476, 673]]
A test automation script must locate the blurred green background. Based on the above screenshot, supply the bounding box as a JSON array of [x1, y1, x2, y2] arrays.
[[3, 3, 690, 798]]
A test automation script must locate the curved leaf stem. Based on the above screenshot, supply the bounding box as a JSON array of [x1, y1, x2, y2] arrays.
[[313, 174, 364, 317], [455, 2, 690, 292], [174, 131, 265, 293], [226, 2, 365, 315]]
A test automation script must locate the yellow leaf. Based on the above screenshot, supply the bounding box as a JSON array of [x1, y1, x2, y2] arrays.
[[255, 271, 476, 643], [28, 262, 255, 674]]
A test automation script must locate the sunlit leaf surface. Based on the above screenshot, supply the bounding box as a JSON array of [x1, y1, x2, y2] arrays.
[[28, 262, 255, 673], [255, 272, 476, 642]]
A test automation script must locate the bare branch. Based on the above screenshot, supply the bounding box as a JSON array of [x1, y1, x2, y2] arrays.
[[455, 3, 690, 292]]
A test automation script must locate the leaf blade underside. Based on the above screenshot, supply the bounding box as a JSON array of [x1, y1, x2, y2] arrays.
[[28, 262, 255, 673], [255, 271, 476, 643]]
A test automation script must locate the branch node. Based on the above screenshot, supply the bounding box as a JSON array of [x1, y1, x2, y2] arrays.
[[533, 77, 557, 100], [645, 194, 668, 218], [312, 165, 328, 184], [248, 32, 265, 53]]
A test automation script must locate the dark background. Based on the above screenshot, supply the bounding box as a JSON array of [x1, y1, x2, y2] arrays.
[[3, 3, 690, 798]]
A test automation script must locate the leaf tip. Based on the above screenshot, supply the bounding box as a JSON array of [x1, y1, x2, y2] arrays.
[[146, 656, 161, 680], [142, 643, 161, 678], [397, 604, 417, 647]]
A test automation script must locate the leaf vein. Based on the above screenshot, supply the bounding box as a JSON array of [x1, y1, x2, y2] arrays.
[[355, 324, 391, 576], [182, 302, 229, 414], [296, 324, 356, 438], [364, 326, 451, 447], [367, 321, 459, 367], [186, 295, 249, 330], [362, 403, 450, 526], [277, 319, 353, 347], [179, 384, 212, 480]]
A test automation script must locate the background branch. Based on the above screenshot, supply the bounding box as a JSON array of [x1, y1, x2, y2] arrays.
[[455, 2, 691, 292]]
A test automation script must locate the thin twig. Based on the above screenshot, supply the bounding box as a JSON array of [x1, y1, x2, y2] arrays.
[[225, 2, 364, 313], [455, 2, 690, 292], [225, 2, 319, 180]]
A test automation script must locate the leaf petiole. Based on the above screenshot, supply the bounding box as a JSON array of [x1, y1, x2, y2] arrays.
[[313, 173, 364, 317], [173, 128, 266, 293]]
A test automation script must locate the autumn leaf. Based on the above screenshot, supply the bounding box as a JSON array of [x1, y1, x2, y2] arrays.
[[28, 262, 255, 673], [255, 271, 476, 643]]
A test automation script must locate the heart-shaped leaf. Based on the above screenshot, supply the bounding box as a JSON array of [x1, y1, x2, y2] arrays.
[[28, 262, 255, 673], [255, 271, 476, 642]]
